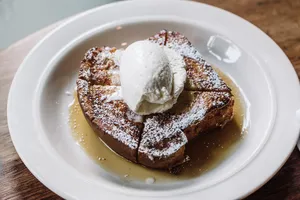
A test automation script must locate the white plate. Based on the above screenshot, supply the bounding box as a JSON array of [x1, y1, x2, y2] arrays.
[[7, 0, 300, 199]]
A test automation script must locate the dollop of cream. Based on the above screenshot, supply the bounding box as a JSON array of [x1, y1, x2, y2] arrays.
[[120, 40, 186, 115]]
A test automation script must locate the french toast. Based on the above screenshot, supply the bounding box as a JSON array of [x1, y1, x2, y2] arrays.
[[76, 30, 234, 170]]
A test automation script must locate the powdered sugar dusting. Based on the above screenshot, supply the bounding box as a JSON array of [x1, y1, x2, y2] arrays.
[[76, 31, 233, 167], [150, 30, 229, 91], [148, 30, 167, 46], [185, 57, 228, 91], [166, 31, 228, 91], [88, 85, 142, 149], [175, 97, 206, 130], [105, 87, 123, 102], [126, 110, 144, 123], [77, 79, 88, 97], [176, 92, 231, 130], [207, 70, 222, 89], [92, 99, 142, 150], [79, 66, 91, 81], [139, 91, 231, 159], [84, 47, 121, 70], [166, 31, 205, 64], [77, 47, 143, 151], [139, 116, 187, 158]]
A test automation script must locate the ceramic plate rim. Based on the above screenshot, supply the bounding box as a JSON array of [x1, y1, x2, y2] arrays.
[[7, 0, 300, 199]]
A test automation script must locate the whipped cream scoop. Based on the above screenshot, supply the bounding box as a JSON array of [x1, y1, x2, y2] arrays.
[[120, 40, 186, 115]]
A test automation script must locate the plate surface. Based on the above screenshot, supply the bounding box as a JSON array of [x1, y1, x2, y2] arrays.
[[7, 0, 300, 199]]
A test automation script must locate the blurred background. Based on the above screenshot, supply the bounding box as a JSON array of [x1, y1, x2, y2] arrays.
[[0, 0, 121, 49]]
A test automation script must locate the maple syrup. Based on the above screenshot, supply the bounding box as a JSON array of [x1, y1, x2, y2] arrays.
[[69, 70, 247, 182]]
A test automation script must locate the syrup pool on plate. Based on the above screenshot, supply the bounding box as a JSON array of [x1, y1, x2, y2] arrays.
[[68, 70, 248, 183]]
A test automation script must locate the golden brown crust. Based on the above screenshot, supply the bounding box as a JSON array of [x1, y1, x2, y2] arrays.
[[184, 57, 230, 91], [76, 30, 234, 170], [137, 91, 233, 168], [182, 92, 234, 140], [77, 47, 143, 162]]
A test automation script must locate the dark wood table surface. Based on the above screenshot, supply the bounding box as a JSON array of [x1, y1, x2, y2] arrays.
[[1, 0, 300, 199]]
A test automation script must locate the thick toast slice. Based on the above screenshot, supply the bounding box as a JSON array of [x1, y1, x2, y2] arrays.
[[77, 47, 143, 162], [76, 30, 234, 170], [138, 91, 233, 168], [149, 30, 230, 91]]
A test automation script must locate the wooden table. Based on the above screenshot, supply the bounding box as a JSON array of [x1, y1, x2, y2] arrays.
[[1, 0, 300, 199]]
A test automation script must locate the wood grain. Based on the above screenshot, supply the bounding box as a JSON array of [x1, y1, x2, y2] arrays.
[[0, 0, 300, 199]]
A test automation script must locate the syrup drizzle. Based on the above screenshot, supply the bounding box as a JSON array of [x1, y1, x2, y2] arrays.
[[69, 70, 247, 183]]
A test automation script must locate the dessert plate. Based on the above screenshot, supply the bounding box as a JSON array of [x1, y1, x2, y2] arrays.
[[7, 0, 300, 199]]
